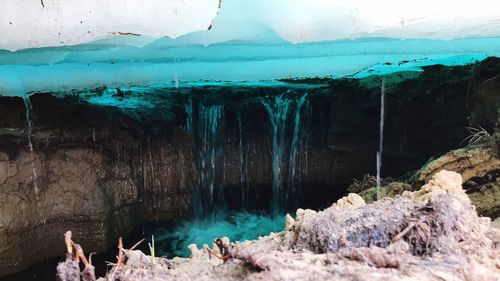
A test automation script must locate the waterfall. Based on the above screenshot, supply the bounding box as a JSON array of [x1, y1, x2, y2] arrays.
[[174, 74, 179, 89], [191, 103, 225, 220], [262, 96, 291, 214], [23, 96, 39, 196], [376, 80, 386, 200], [187, 94, 308, 217], [287, 94, 307, 207], [184, 98, 193, 132], [302, 100, 313, 187], [237, 113, 250, 209], [262, 93, 307, 214]]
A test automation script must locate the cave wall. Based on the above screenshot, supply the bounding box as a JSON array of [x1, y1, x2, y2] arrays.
[[0, 94, 196, 275], [0, 59, 498, 276]]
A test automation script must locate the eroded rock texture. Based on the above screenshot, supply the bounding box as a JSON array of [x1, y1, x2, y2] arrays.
[[0, 95, 195, 276], [413, 134, 500, 218]]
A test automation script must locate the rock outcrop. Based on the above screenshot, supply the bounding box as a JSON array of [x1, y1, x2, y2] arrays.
[[0, 95, 196, 276], [0, 140, 195, 276], [413, 144, 500, 186], [412, 135, 499, 218]]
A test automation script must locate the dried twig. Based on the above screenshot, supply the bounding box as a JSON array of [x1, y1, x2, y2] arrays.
[[206, 248, 230, 261], [73, 244, 96, 281], [58, 231, 95, 281], [207, 238, 231, 262], [109, 237, 124, 281], [64, 231, 73, 256], [391, 222, 416, 243]]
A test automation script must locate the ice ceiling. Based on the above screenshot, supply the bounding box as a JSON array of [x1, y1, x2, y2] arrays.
[[1, 0, 500, 96]]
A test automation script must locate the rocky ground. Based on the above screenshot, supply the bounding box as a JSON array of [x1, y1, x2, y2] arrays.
[[358, 133, 500, 219], [57, 170, 500, 281]]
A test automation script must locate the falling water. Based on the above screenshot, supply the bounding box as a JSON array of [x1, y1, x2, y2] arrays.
[[237, 113, 250, 209], [174, 74, 180, 89], [302, 100, 313, 187], [184, 99, 193, 132], [376, 80, 386, 200], [23, 96, 39, 196], [262, 96, 292, 214], [287, 94, 307, 207], [192, 104, 225, 220], [262, 94, 307, 214]]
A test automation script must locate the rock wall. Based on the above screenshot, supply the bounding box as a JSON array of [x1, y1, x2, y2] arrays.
[[0, 94, 196, 276]]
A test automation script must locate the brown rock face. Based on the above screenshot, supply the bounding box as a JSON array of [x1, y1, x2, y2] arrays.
[[413, 145, 500, 186], [0, 143, 195, 275], [412, 137, 500, 218], [0, 95, 196, 276]]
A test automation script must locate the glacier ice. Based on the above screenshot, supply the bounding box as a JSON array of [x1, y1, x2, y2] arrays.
[[1, 37, 500, 97], [0, 0, 220, 51], [1, 0, 500, 98], [2, 0, 500, 50]]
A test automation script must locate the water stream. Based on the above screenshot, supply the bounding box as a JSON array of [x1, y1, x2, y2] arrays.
[[262, 96, 292, 214], [184, 98, 193, 132], [23, 96, 39, 197], [287, 94, 307, 208], [185, 92, 311, 218], [191, 104, 225, 220], [376, 80, 386, 200], [237, 112, 251, 209], [262, 93, 308, 214]]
